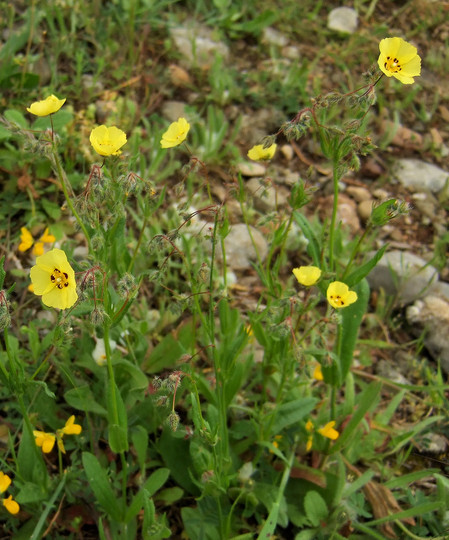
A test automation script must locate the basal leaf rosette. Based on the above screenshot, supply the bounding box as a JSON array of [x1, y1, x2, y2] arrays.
[[160, 117, 190, 148], [378, 37, 421, 84], [30, 248, 78, 309], [26, 95, 66, 116], [90, 125, 127, 156]]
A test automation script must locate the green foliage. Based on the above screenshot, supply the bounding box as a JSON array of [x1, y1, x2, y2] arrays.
[[0, 1, 446, 538]]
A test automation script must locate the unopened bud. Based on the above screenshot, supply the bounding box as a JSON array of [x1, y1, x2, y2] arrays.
[[167, 411, 180, 432]]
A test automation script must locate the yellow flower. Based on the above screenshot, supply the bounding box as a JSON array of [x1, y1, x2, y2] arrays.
[[33, 430, 56, 453], [2, 494, 20, 515], [18, 227, 33, 252], [0, 472, 11, 494], [0, 472, 20, 515], [19, 227, 56, 256], [90, 125, 127, 156], [30, 248, 78, 309], [59, 415, 82, 436], [247, 143, 277, 161], [327, 281, 357, 309], [317, 421, 340, 441], [293, 266, 321, 287], [378, 37, 421, 84], [305, 420, 314, 452], [312, 364, 323, 381], [26, 95, 66, 116], [35, 416, 82, 455], [160, 117, 190, 148]]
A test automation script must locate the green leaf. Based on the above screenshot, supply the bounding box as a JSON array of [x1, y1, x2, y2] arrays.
[[330, 382, 381, 453], [124, 469, 170, 526], [345, 244, 388, 288], [365, 501, 443, 526], [323, 279, 369, 386], [107, 381, 128, 452], [293, 211, 322, 268], [0, 256, 6, 288], [64, 386, 107, 415], [304, 491, 328, 527], [41, 198, 62, 220], [4, 109, 28, 128], [131, 425, 148, 472], [82, 452, 122, 519], [272, 398, 317, 434]]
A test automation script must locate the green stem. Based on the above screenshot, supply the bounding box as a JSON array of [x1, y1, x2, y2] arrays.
[[51, 148, 92, 252], [257, 442, 297, 540], [328, 159, 340, 273], [341, 224, 372, 281], [127, 214, 148, 273]]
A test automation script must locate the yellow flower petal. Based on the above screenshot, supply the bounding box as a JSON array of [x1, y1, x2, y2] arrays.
[[293, 266, 321, 287], [30, 248, 78, 309], [57, 436, 66, 454], [61, 415, 82, 435], [326, 281, 358, 309], [26, 95, 66, 116], [378, 37, 421, 84], [2, 495, 20, 515], [247, 143, 277, 161], [313, 364, 323, 381], [160, 118, 190, 148], [305, 420, 314, 433], [32, 242, 45, 256], [0, 472, 11, 494], [90, 125, 127, 156], [317, 421, 339, 441], [39, 228, 56, 244], [33, 430, 56, 453], [306, 436, 313, 452], [18, 227, 33, 252]]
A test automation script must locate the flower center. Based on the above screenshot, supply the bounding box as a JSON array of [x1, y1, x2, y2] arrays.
[[330, 294, 345, 307], [384, 56, 402, 73], [50, 268, 70, 290]]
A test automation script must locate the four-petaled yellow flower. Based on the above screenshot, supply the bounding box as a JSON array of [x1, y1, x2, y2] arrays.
[[0, 472, 20, 515], [90, 125, 127, 156], [30, 248, 78, 309], [293, 266, 321, 287], [247, 143, 277, 161], [26, 95, 66, 116], [160, 117, 190, 148], [19, 227, 55, 256], [327, 281, 357, 309], [34, 416, 82, 455], [378, 37, 421, 85]]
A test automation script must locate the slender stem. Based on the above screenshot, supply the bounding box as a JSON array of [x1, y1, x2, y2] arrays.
[[328, 158, 340, 273], [127, 214, 148, 273], [51, 148, 92, 251], [341, 224, 372, 281]]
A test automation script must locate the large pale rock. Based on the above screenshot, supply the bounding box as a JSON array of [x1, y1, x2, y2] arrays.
[[218, 224, 268, 270], [327, 7, 358, 34], [394, 159, 449, 193], [171, 22, 229, 68], [407, 295, 449, 374], [366, 250, 439, 305]]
